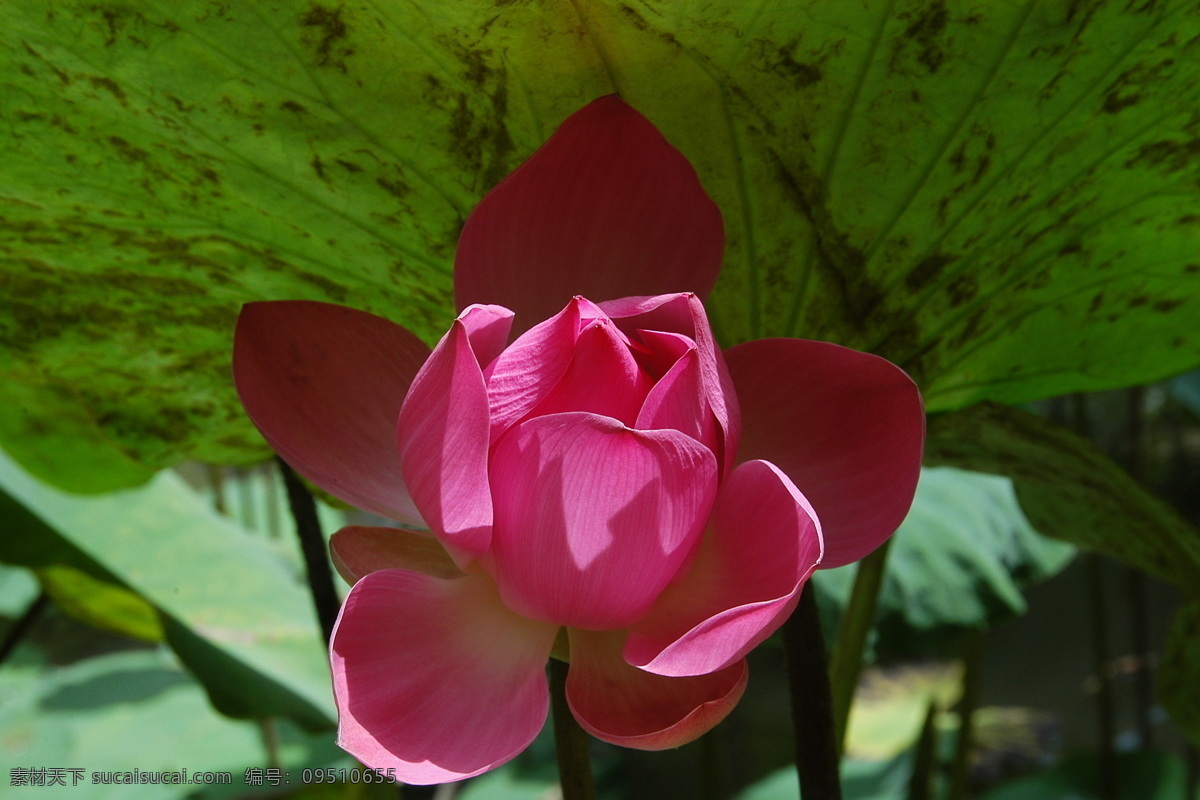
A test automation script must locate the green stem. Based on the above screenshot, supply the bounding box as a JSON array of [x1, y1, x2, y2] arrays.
[[1185, 743, 1198, 800], [783, 583, 842, 800], [907, 700, 940, 800], [548, 658, 595, 800], [1087, 554, 1119, 800], [699, 728, 724, 800], [258, 718, 281, 769], [0, 591, 49, 665], [830, 539, 892, 752], [947, 631, 984, 800], [277, 458, 340, 644], [208, 464, 227, 514], [1123, 387, 1155, 749], [238, 466, 257, 530]]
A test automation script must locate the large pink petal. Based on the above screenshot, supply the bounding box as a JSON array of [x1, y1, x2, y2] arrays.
[[565, 629, 747, 750], [625, 460, 823, 677], [330, 526, 464, 583], [332, 570, 557, 784], [488, 413, 717, 630], [602, 293, 740, 476], [233, 301, 429, 525], [397, 316, 492, 561], [454, 96, 724, 329], [725, 338, 925, 568], [528, 317, 654, 427]]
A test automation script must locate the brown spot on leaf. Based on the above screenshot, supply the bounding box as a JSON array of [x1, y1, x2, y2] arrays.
[[1126, 137, 1200, 172], [299, 4, 354, 71], [376, 176, 411, 199], [618, 4, 684, 51], [771, 40, 822, 88], [108, 136, 149, 162], [444, 49, 514, 191], [904, 0, 948, 73], [166, 94, 194, 113], [1154, 299, 1184, 313], [1102, 90, 1141, 114], [946, 274, 978, 306], [905, 253, 956, 292], [88, 76, 127, 105], [21, 42, 71, 85]]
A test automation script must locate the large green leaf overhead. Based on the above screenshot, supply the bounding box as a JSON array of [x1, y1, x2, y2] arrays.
[[3, 0, 1199, 478]]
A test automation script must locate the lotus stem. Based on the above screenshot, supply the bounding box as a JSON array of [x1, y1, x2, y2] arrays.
[[783, 583, 842, 800], [1087, 554, 1119, 800], [548, 657, 596, 800], [277, 457, 339, 644], [947, 630, 984, 800], [1123, 386, 1155, 749], [829, 538, 892, 752], [907, 700, 940, 800]]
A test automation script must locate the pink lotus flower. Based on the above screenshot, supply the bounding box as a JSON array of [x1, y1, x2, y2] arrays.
[[233, 97, 924, 784]]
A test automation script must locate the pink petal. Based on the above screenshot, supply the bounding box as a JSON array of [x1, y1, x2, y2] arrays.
[[629, 328, 695, 379], [625, 460, 823, 677], [725, 338, 925, 568], [488, 413, 717, 630], [233, 301, 429, 525], [602, 293, 740, 476], [635, 341, 719, 452], [330, 526, 464, 583], [332, 570, 557, 784], [458, 303, 515, 370], [454, 96, 724, 330], [528, 317, 654, 427], [484, 297, 589, 444], [565, 629, 747, 751], [397, 315, 493, 561]]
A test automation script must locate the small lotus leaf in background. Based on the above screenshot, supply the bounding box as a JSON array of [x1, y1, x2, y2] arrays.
[[814, 466, 1075, 649], [35, 565, 163, 642], [3, 1, 1200, 487], [925, 402, 1200, 593], [0, 448, 334, 729]]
